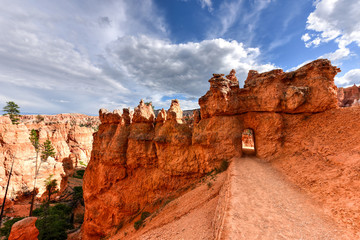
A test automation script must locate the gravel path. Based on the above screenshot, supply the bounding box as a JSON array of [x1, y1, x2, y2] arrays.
[[219, 157, 350, 240]]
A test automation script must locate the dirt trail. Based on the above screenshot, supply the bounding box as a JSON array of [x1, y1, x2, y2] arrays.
[[218, 157, 350, 240], [110, 156, 351, 239]]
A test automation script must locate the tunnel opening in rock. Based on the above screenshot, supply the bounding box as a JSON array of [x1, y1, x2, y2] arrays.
[[242, 129, 255, 155]]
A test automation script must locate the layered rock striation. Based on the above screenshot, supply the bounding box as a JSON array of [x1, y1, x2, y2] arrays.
[[0, 114, 99, 202], [83, 59, 360, 239]]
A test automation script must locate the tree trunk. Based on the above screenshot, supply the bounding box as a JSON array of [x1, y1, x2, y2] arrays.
[[0, 156, 15, 227], [29, 151, 39, 216]]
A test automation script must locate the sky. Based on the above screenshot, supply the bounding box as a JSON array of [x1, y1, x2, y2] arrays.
[[0, 0, 359, 115]]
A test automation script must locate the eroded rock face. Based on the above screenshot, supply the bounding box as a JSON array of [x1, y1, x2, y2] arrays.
[[83, 100, 201, 239], [82, 59, 358, 239], [199, 59, 340, 118], [133, 99, 155, 123], [337, 84, 360, 107], [156, 108, 167, 123], [167, 99, 183, 124], [8, 217, 39, 240], [0, 114, 99, 200]]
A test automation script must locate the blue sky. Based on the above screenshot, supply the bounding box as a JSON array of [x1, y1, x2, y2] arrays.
[[0, 0, 359, 115]]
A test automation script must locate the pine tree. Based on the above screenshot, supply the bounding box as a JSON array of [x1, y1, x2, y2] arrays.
[[3, 101, 20, 124], [41, 140, 56, 161], [29, 137, 56, 216], [44, 175, 58, 203]]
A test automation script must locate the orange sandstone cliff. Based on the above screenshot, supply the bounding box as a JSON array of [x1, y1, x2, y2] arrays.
[[0, 114, 99, 205], [338, 84, 360, 107], [83, 59, 360, 239]]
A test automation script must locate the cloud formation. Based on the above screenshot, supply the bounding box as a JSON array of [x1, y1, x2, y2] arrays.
[[0, 0, 275, 114], [199, 0, 213, 11], [335, 69, 360, 86], [105, 36, 275, 97], [302, 0, 360, 61]]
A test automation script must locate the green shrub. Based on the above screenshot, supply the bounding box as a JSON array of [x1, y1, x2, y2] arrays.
[[140, 212, 151, 221], [115, 221, 124, 233], [134, 220, 142, 230], [36, 215, 70, 240], [36, 114, 44, 123], [78, 161, 87, 167], [33, 203, 73, 240], [73, 186, 84, 206], [73, 170, 85, 179], [0, 217, 24, 239], [134, 211, 151, 230], [33, 203, 72, 218], [215, 160, 229, 174]]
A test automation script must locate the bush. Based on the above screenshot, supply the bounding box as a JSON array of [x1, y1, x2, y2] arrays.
[[140, 212, 151, 221], [36, 215, 70, 240], [0, 217, 24, 239], [134, 211, 151, 230], [33, 203, 72, 218], [33, 203, 73, 240], [73, 170, 85, 179], [72, 186, 84, 206], [36, 114, 44, 123], [78, 161, 87, 167], [215, 160, 229, 174], [134, 220, 142, 230]]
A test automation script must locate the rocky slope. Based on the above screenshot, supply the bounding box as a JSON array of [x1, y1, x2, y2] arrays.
[[338, 84, 360, 107], [83, 59, 360, 239], [0, 114, 99, 205], [271, 106, 360, 237]]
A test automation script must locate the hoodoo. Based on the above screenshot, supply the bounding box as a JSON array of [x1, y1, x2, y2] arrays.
[[83, 59, 360, 239], [0, 114, 99, 201]]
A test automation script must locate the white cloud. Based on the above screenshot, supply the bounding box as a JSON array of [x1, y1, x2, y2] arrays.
[[0, 0, 168, 114], [199, 0, 213, 11], [335, 69, 360, 86], [105, 36, 276, 98], [302, 0, 360, 59], [321, 47, 350, 61], [301, 33, 311, 42], [206, 0, 273, 40], [0, 0, 276, 114]]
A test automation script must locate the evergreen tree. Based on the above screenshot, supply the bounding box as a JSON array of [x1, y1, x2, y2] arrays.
[[29, 137, 56, 216], [41, 140, 56, 161], [44, 175, 58, 203], [3, 101, 20, 124]]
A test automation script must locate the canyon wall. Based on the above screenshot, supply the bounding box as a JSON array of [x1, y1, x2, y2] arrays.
[[0, 114, 99, 201], [338, 84, 360, 107], [82, 59, 360, 239]]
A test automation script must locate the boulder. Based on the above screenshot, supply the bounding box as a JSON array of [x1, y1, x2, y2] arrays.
[[8, 217, 39, 240]]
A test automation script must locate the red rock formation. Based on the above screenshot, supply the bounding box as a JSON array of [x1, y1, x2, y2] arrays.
[[83, 59, 360, 239], [226, 69, 239, 84], [156, 108, 167, 123], [132, 99, 155, 123], [0, 114, 99, 203], [337, 84, 360, 107], [8, 217, 39, 240], [167, 99, 183, 124], [199, 59, 339, 118]]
